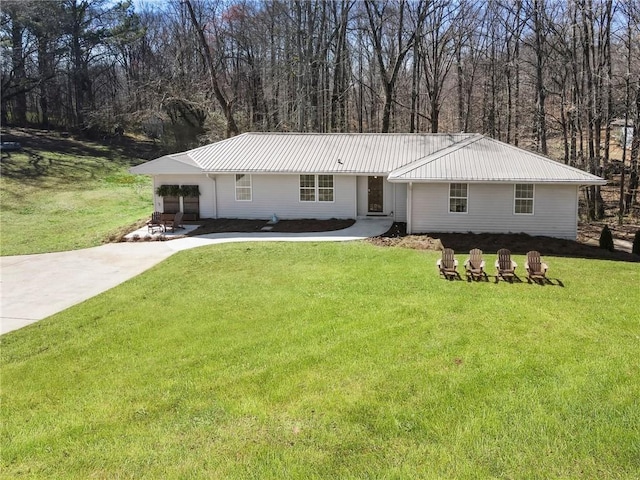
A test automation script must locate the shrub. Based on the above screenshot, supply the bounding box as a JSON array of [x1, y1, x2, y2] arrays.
[[156, 184, 180, 197], [632, 230, 640, 256], [599, 225, 614, 251]]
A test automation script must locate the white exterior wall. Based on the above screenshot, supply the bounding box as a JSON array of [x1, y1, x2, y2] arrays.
[[356, 177, 368, 217], [215, 174, 356, 219], [154, 174, 216, 218], [410, 183, 579, 239], [393, 183, 407, 222]]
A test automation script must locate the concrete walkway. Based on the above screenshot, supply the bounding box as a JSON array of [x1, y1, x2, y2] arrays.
[[0, 218, 392, 335]]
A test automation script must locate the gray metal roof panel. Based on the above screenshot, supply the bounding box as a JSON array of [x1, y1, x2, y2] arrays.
[[185, 133, 470, 174], [388, 136, 606, 185]]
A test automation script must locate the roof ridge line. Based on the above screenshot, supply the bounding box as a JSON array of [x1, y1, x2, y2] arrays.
[[389, 133, 482, 179]]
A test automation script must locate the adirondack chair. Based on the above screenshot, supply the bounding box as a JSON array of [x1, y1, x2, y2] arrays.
[[464, 248, 488, 281], [525, 251, 549, 284], [164, 211, 184, 232], [146, 211, 164, 233], [437, 248, 461, 280], [495, 248, 518, 283]]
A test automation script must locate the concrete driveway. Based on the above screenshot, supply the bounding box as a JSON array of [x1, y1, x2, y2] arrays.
[[0, 218, 392, 335]]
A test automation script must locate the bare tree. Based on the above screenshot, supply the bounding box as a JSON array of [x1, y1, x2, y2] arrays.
[[364, 0, 415, 132], [184, 0, 239, 138], [418, 0, 462, 133], [532, 0, 549, 154]]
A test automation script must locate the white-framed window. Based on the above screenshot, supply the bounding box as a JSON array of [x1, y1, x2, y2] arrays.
[[514, 184, 534, 214], [235, 174, 252, 201], [300, 175, 334, 202], [449, 183, 468, 213], [300, 175, 316, 202], [318, 175, 334, 202]]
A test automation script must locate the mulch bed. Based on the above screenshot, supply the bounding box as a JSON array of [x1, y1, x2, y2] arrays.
[[367, 222, 639, 262], [187, 218, 355, 235]]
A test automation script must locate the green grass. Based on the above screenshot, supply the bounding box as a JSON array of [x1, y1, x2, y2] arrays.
[[2, 243, 638, 479], [0, 137, 152, 255]]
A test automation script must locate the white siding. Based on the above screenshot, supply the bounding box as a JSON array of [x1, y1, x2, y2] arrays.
[[383, 179, 394, 216], [393, 183, 407, 222], [410, 183, 578, 239], [154, 174, 215, 218], [216, 174, 356, 219], [357, 176, 369, 217]]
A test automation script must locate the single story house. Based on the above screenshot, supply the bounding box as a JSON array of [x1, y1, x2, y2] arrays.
[[130, 133, 606, 240]]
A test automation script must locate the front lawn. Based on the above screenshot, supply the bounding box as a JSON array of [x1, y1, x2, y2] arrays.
[[1, 243, 638, 479]]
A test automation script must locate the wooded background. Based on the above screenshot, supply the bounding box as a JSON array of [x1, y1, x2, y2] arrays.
[[2, 0, 639, 217]]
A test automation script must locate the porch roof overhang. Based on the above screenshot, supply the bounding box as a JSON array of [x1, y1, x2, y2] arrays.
[[129, 154, 203, 175]]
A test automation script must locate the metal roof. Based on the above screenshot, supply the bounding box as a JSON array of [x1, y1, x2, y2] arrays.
[[185, 132, 471, 174], [130, 153, 202, 175], [132, 132, 606, 185], [388, 135, 607, 184]]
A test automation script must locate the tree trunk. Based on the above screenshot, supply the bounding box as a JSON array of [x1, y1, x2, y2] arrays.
[[11, 15, 27, 125], [410, 35, 421, 133], [581, 0, 597, 219], [533, 0, 548, 154], [184, 0, 239, 138], [626, 80, 640, 212], [365, 0, 414, 133]]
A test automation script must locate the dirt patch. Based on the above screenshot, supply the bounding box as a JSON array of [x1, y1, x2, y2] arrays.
[[367, 222, 638, 262], [187, 218, 355, 235]]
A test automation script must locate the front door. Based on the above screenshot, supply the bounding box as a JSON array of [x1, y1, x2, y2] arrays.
[[368, 176, 383, 213]]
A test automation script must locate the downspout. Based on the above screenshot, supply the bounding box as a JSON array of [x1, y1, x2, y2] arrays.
[[392, 181, 396, 220], [407, 182, 413, 234], [574, 185, 580, 240], [206, 173, 217, 219]]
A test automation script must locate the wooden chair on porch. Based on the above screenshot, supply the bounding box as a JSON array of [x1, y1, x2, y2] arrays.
[[146, 212, 164, 233], [163, 211, 184, 233]]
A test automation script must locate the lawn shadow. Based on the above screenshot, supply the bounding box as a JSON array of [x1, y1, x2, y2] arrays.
[[494, 273, 523, 284], [0, 148, 110, 186], [525, 276, 565, 287], [1, 127, 165, 170]]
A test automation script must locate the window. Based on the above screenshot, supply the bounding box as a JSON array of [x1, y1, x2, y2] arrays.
[[514, 184, 534, 214], [318, 175, 334, 202], [235, 174, 252, 201], [449, 183, 468, 213], [300, 175, 334, 202], [300, 175, 316, 202]]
